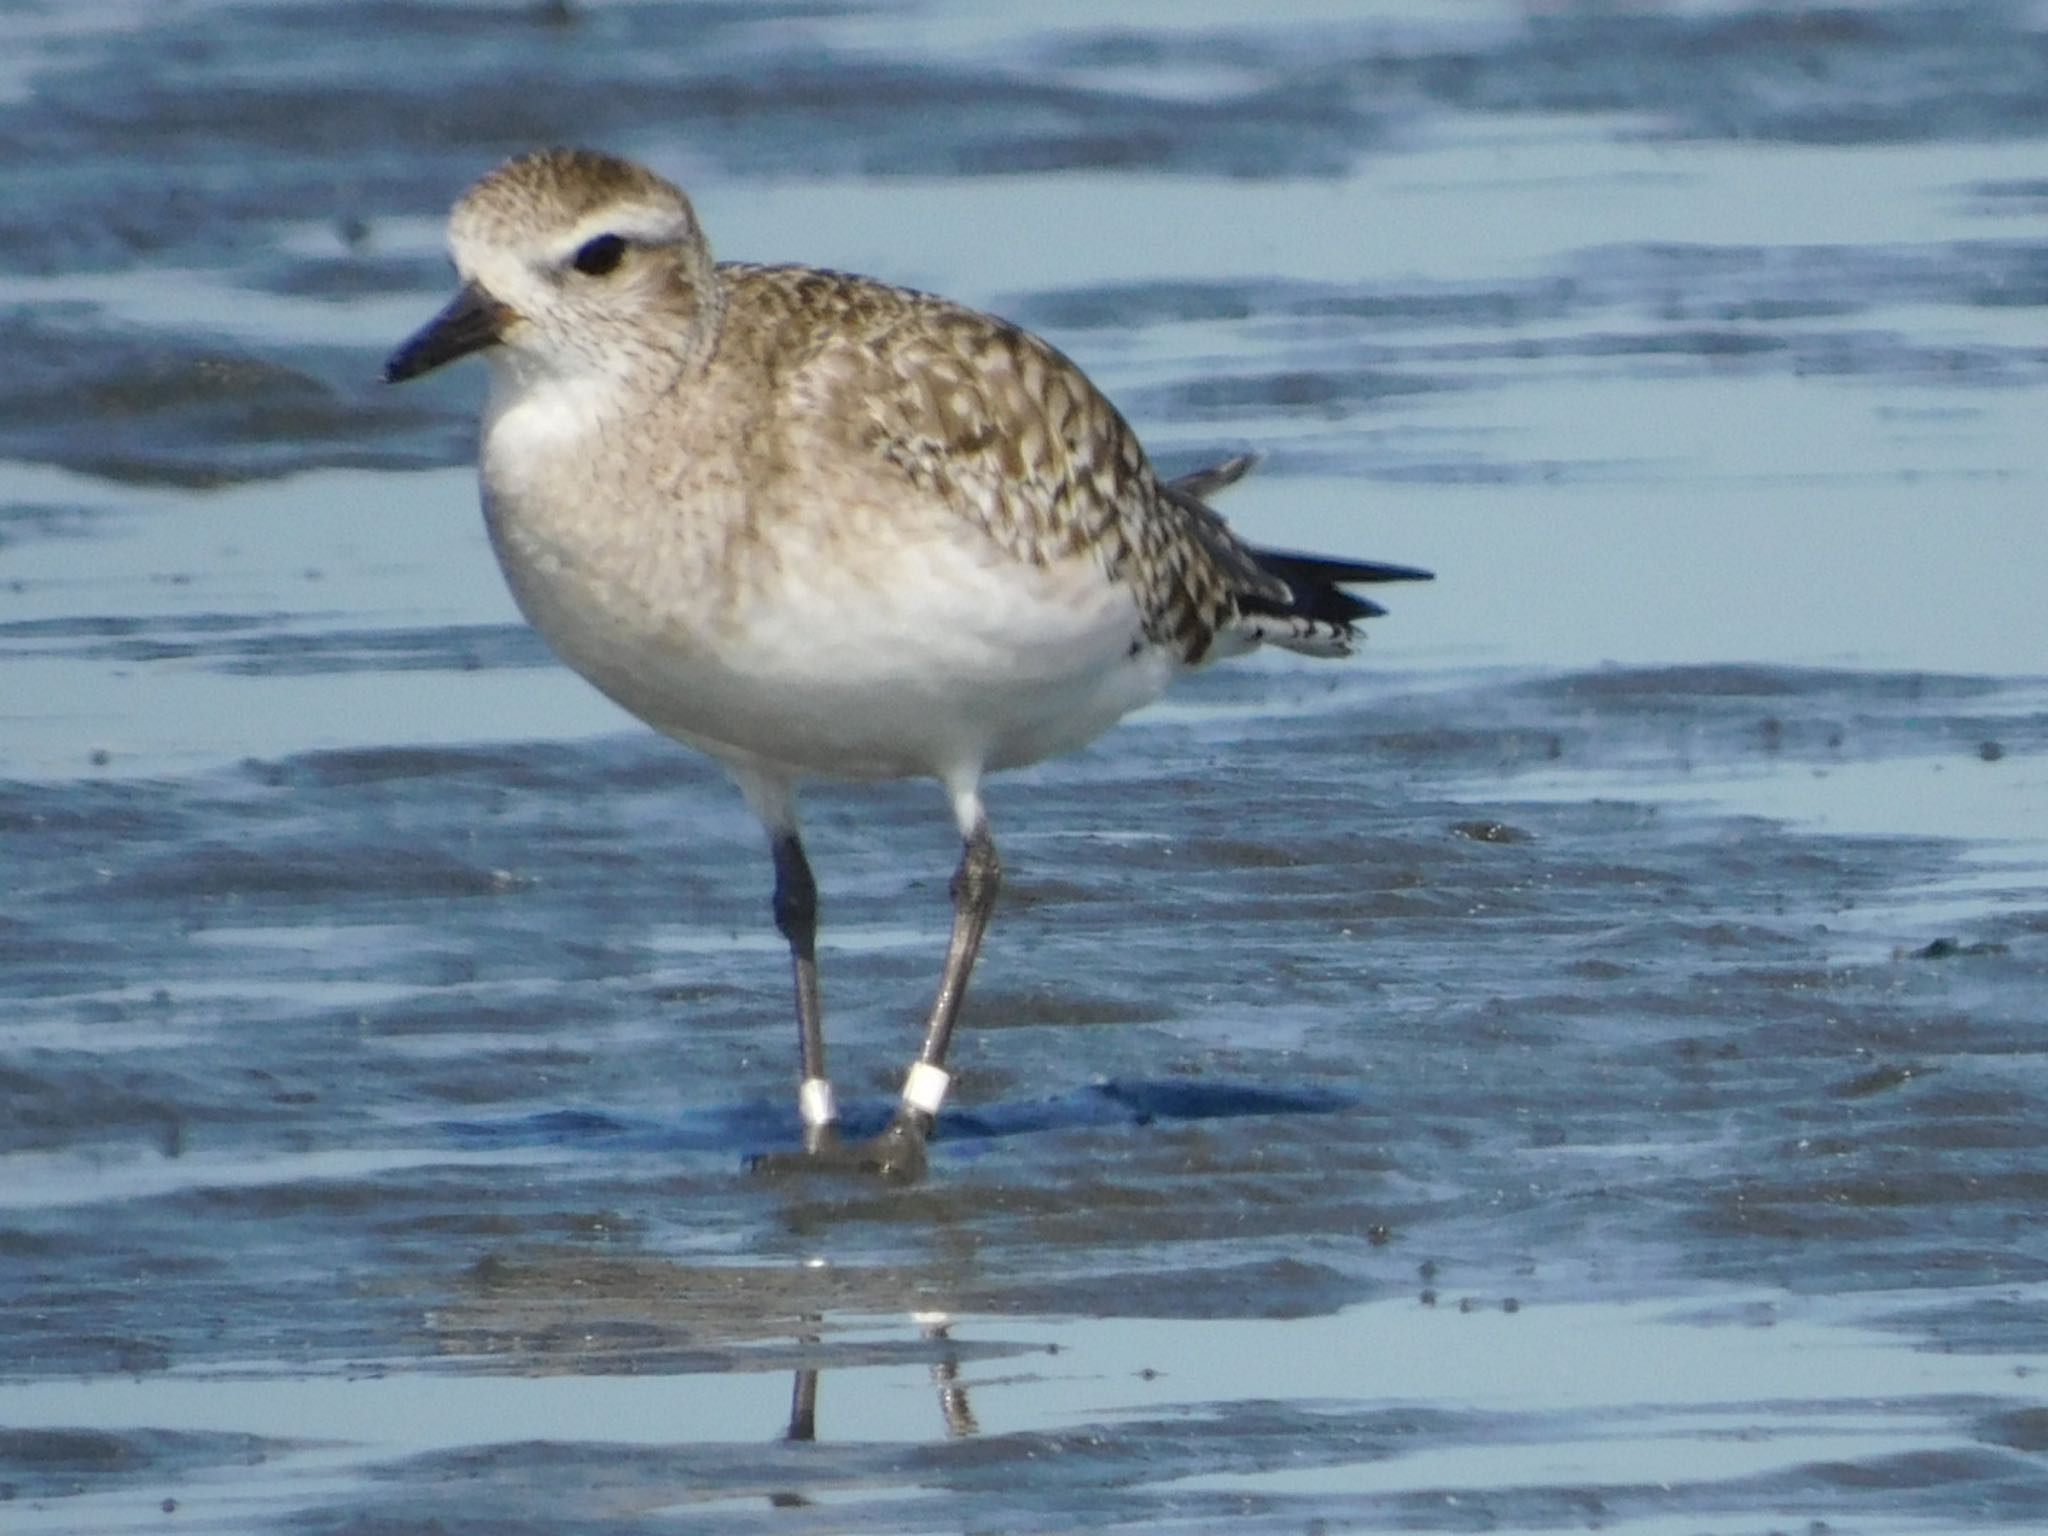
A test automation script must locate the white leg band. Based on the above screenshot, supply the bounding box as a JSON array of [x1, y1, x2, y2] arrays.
[[900, 1061, 951, 1118], [798, 1077, 838, 1129]]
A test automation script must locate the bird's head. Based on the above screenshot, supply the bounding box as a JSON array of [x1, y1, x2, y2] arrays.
[[385, 147, 718, 392]]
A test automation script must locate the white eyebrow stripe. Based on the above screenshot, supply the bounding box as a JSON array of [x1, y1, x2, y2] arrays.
[[551, 208, 694, 262]]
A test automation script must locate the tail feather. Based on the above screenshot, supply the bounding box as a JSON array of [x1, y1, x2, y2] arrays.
[[1163, 456, 1432, 657]]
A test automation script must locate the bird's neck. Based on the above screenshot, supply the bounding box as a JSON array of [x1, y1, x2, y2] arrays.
[[483, 333, 710, 448]]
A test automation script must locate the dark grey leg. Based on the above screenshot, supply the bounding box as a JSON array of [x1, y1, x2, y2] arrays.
[[770, 830, 836, 1151], [910, 824, 1002, 1096], [784, 1365, 819, 1443], [860, 822, 1002, 1178]]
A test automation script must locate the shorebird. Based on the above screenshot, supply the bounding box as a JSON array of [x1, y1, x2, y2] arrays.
[[386, 148, 1429, 1178]]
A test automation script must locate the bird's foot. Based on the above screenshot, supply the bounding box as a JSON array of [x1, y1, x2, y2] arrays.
[[748, 1121, 847, 1178], [849, 1108, 931, 1183], [748, 1108, 933, 1183]]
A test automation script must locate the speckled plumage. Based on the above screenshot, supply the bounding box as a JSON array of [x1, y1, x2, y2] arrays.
[[386, 147, 1428, 1173]]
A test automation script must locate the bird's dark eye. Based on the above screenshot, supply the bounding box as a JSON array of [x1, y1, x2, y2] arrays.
[[571, 234, 628, 277]]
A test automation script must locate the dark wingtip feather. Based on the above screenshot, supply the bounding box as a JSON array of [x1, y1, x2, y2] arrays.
[[1255, 549, 1435, 588], [1244, 546, 1432, 630], [1160, 454, 1430, 651]]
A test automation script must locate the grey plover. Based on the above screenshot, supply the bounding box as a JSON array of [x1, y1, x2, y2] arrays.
[[386, 147, 1429, 1178]]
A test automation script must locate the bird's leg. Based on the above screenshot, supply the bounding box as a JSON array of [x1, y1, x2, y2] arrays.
[[918, 1314, 979, 1437], [770, 829, 837, 1152], [859, 820, 1001, 1179], [784, 1365, 820, 1443], [910, 822, 1002, 1101]]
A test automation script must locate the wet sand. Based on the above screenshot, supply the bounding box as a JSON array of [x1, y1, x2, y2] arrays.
[[3, 3, 2047, 1531]]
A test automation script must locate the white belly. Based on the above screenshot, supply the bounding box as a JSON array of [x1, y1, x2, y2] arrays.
[[488, 494, 1177, 785]]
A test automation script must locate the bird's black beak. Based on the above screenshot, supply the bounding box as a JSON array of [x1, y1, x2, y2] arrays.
[[384, 282, 514, 383]]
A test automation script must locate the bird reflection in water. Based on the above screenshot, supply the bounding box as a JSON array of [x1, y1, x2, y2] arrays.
[[770, 1311, 977, 1510]]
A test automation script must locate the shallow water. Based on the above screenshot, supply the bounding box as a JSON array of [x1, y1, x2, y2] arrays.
[[4, 2, 2048, 1532]]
